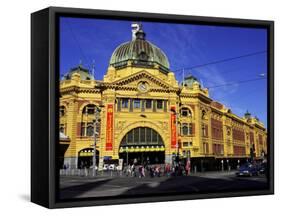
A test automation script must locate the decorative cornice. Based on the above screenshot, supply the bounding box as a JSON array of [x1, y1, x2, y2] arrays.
[[112, 70, 177, 90]]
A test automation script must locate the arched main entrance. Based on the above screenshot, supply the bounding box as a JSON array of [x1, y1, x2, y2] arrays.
[[119, 127, 165, 165], [78, 148, 99, 169]]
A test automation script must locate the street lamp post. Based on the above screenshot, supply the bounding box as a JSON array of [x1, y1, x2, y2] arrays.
[[92, 105, 103, 177], [92, 112, 98, 177], [126, 146, 129, 166]]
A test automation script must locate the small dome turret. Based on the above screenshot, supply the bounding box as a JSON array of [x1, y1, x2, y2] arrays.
[[62, 64, 94, 80]]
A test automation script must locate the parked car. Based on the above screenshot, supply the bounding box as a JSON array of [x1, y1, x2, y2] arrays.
[[257, 163, 267, 175], [236, 163, 258, 177], [103, 164, 109, 171]]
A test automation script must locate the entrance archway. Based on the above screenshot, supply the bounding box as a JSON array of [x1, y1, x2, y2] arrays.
[[78, 148, 99, 169], [119, 127, 165, 165]]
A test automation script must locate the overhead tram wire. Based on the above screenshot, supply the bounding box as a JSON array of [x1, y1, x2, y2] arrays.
[[172, 50, 267, 73], [206, 77, 266, 89], [65, 20, 92, 70]]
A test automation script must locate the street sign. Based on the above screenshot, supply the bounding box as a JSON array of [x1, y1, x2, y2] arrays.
[[118, 159, 123, 171], [98, 158, 104, 171]]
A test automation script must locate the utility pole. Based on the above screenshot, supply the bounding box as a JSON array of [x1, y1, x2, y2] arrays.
[[92, 105, 104, 177], [92, 110, 98, 177]]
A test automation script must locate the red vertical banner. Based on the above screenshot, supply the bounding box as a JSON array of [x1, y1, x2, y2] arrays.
[[106, 104, 113, 151], [171, 106, 177, 149]]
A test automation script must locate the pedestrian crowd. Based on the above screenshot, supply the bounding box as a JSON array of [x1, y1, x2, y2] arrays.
[[124, 161, 191, 178]]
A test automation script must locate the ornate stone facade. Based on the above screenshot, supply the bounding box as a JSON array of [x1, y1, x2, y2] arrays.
[[59, 24, 267, 170]]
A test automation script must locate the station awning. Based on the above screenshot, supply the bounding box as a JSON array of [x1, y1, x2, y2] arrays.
[[119, 145, 165, 153]]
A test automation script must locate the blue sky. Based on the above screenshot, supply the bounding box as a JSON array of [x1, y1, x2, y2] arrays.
[[60, 17, 267, 126]]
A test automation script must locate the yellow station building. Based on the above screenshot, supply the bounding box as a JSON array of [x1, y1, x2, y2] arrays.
[[59, 24, 267, 170]]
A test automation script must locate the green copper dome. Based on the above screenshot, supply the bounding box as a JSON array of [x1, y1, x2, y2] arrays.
[[181, 74, 200, 88], [109, 27, 170, 73]]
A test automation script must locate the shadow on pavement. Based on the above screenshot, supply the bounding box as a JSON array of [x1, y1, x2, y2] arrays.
[[59, 175, 268, 199], [120, 175, 268, 197], [60, 178, 112, 199]]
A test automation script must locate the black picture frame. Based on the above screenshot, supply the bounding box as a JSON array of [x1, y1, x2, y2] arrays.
[[31, 6, 274, 208]]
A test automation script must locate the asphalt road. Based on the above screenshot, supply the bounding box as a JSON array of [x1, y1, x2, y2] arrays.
[[59, 171, 268, 199]]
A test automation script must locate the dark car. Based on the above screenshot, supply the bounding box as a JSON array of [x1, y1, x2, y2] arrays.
[[257, 163, 267, 175], [236, 163, 258, 177]]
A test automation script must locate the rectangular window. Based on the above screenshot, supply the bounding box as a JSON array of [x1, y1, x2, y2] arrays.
[[121, 99, 128, 108], [163, 100, 167, 112], [152, 100, 156, 112], [81, 122, 86, 136], [129, 99, 133, 112], [183, 142, 192, 147], [146, 99, 152, 109], [202, 125, 207, 136], [182, 123, 188, 135], [189, 123, 193, 135], [182, 123, 192, 136], [157, 100, 163, 109], [117, 99, 121, 111], [134, 99, 141, 109], [141, 100, 145, 112]]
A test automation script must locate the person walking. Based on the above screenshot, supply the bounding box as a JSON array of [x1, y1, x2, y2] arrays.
[[131, 164, 136, 177], [138, 165, 143, 178], [149, 166, 154, 178], [126, 164, 131, 177], [165, 163, 171, 177], [141, 166, 145, 177], [185, 160, 191, 176]]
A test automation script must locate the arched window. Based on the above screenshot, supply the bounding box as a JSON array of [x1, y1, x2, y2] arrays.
[[181, 107, 192, 117], [60, 106, 66, 117], [60, 124, 66, 134], [120, 127, 164, 146], [82, 104, 97, 115], [202, 110, 207, 120]]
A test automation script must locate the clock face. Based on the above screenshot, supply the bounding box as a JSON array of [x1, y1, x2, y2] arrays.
[[138, 82, 148, 92]]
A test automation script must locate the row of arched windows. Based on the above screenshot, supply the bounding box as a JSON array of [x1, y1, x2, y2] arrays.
[[60, 104, 101, 137], [60, 104, 100, 117]]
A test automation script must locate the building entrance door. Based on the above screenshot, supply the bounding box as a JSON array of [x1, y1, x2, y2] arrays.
[[119, 151, 165, 165], [119, 127, 165, 165], [78, 148, 99, 169]]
